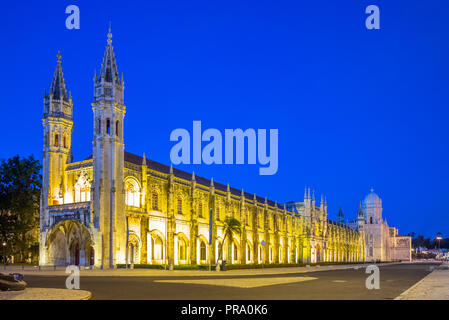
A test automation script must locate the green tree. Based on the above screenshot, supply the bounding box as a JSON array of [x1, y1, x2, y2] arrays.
[[0, 155, 41, 263], [217, 217, 241, 264]]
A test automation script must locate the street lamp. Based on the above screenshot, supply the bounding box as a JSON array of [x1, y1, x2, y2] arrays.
[[2, 242, 6, 268], [436, 232, 443, 250]]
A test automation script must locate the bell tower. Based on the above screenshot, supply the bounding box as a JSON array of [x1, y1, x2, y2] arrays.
[[91, 28, 126, 268], [42, 52, 73, 209], [40, 52, 74, 265]]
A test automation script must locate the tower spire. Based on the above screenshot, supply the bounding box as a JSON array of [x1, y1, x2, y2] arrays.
[[98, 26, 120, 85], [337, 205, 345, 224], [50, 51, 69, 102]]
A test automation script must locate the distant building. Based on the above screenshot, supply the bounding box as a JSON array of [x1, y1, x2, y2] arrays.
[[348, 189, 411, 262]]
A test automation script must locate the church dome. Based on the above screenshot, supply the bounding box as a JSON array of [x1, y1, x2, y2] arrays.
[[363, 188, 382, 207]]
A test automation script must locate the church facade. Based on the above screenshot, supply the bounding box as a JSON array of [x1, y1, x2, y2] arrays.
[[40, 31, 375, 268], [348, 190, 411, 262]]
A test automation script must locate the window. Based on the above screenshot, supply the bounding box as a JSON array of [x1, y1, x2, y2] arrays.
[[152, 191, 158, 210], [75, 174, 91, 203], [247, 244, 251, 261], [198, 201, 203, 218], [63, 135, 67, 148], [200, 241, 207, 261], [115, 120, 119, 136], [54, 133, 59, 147], [125, 179, 140, 207], [370, 217, 373, 224], [152, 237, 163, 260], [97, 119, 101, 135], [106, 119, 110, 135], [179, 239, 186, 260], [177, 197, 182, 214], [216, 207, 220, 221]]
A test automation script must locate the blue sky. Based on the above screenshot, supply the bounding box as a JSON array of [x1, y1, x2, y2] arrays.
[[1, 1, 448, 238]]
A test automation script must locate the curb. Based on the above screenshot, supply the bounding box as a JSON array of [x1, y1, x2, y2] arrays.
[[0, 288, 92, 300]]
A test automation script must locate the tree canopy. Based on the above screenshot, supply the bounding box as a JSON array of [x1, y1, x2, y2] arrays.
[[0, 155, 41, 263]]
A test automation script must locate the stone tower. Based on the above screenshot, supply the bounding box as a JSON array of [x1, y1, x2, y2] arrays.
[[357, 202, 365, 231], [40, 53, 74, 264], [41, 52, 73, 212], [91, 28, 126, 268]]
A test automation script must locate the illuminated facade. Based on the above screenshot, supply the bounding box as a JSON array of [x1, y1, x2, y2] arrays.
[[348, 190, 412, 262], [39, 30, 367, 268]]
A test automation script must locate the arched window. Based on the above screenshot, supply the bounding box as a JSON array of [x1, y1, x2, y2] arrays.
[[216, 207, 220, 221], [75, 174, 91, 203], [198, 201, 203, 218], [152, 191, 158, 210], [200, 241, 207, 261], [125, 179, 140, 207], [115, 120, 119, 136], [177, 197, 182, 214], [63, 135, 67, 148], [106, 118, 111, 135], [247, 244, 251, 261], [370, 217, 373, 224], [54, 133, 59, 147], [152, 237, 163, 260], [179, 238, 186, 260]]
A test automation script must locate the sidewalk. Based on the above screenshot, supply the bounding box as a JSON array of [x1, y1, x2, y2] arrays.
[[395, 262, 449, 300], [1, 262, 405, 277], [0, 288, 91, 300]]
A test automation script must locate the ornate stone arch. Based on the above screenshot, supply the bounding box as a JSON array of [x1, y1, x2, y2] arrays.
[[176, 232, 189, 264], [127, 231, 141, 264], [46, 219, 94, 266], [124, 176, 141, 207]]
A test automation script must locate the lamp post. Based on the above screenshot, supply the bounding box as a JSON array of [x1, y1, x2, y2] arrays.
[[436, 232, 443, 250], [2, 242, 6, 269]]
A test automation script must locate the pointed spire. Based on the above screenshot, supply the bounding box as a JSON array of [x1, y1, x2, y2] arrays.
[[241, 188, 244, 197], [191, 170, 195, 181], [169, 163, 173, 175], [50, 51, 69, 102], [210, 177, 214, 188], [337, 205, 344, 224], [304, 187, 307, 200], [357, 201, 364, 218], [226, 183, 230, 193], [253, 193, 257, 201], [98, 26, 120, 84], [142, 153, 146, 165]]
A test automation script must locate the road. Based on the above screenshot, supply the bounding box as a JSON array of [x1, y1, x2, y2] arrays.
[[21, 263, 434, 300]]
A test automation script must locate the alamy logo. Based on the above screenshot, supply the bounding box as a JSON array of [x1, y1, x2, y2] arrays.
[[170, 121, 278, 175], [365, 265, 380, 289], [65, 265, 80, 289]]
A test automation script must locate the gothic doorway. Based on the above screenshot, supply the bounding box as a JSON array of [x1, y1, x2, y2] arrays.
[[69, 241, 80, 265]]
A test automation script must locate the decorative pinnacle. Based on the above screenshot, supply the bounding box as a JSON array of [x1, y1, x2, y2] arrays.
[[56, 51, 62, 63], [107, 23, 113, 44]]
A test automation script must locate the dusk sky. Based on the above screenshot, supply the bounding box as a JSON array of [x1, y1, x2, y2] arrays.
[[1, 0, 448, 238]]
